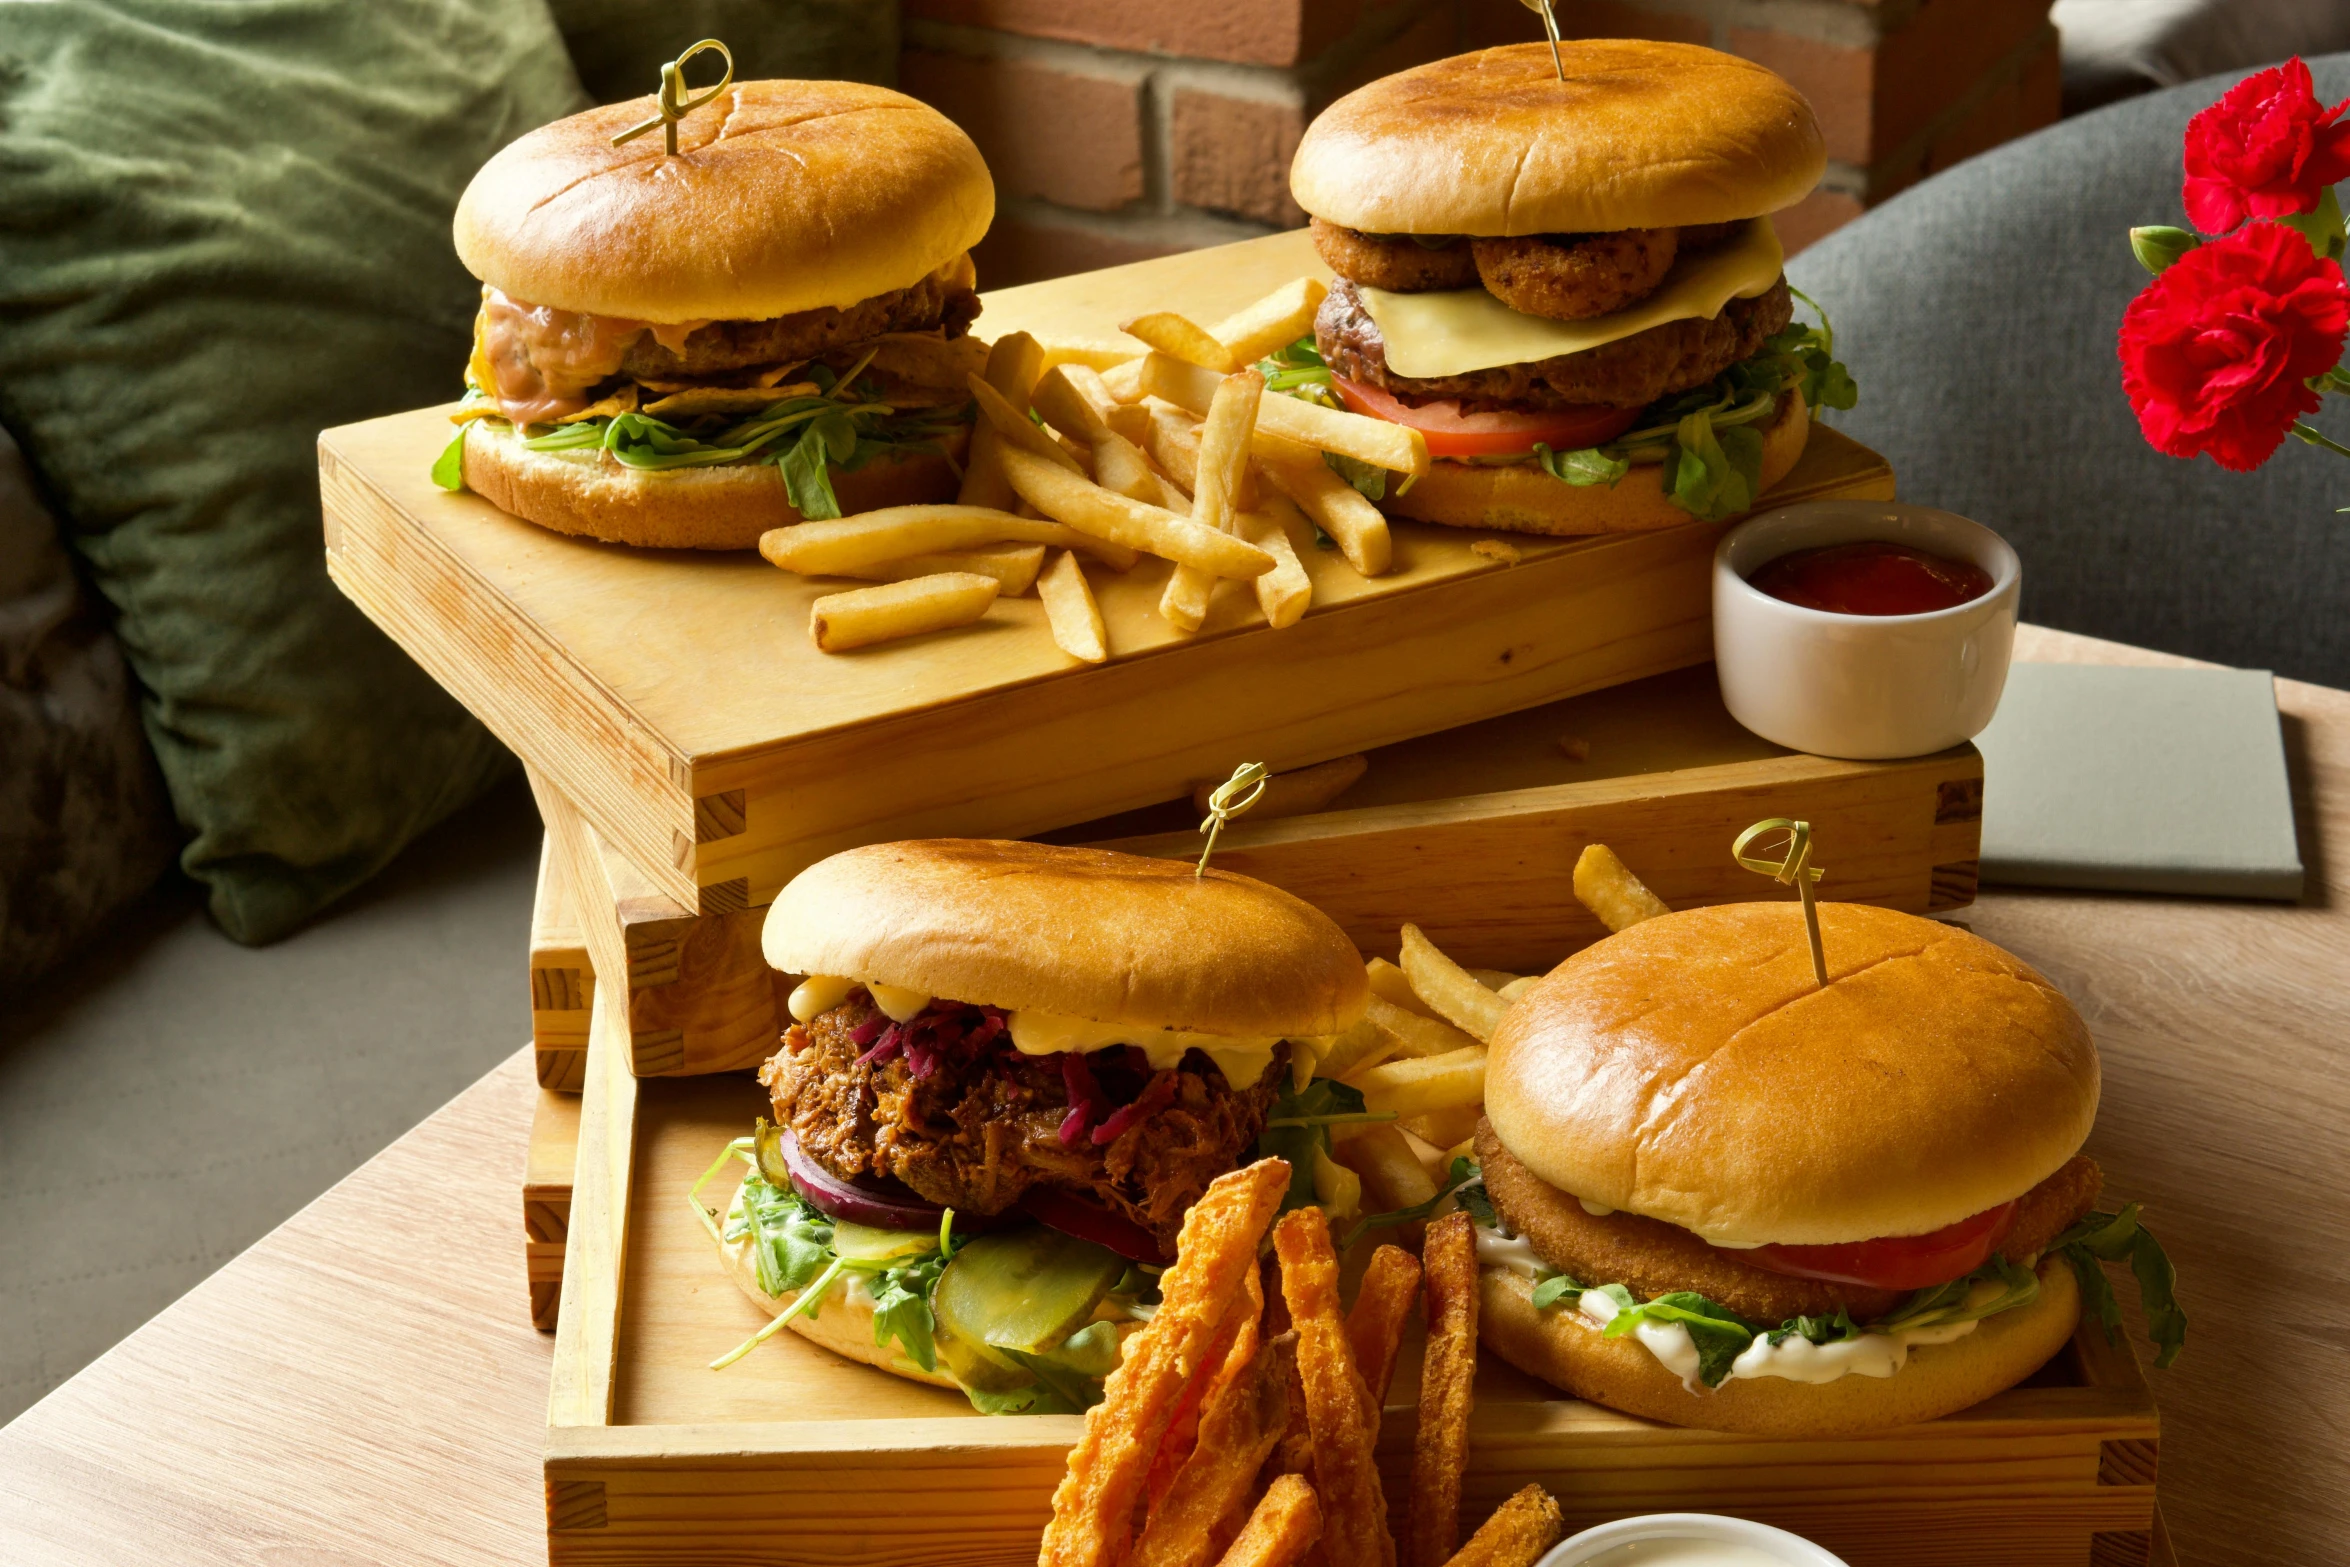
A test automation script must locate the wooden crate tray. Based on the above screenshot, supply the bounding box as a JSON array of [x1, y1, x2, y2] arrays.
[[546, 999, 2161, 1567], [526, 1085, 579, 1332], [531, 841, 594, 1091], [323, 229, 1893, 919]]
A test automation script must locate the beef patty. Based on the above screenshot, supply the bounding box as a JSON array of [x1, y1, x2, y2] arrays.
[[762, 992, 1283, 1254], [1474, 1122, 2103, 1324], [620, 267, 982, 380], [1315, 276, 1793, 414]]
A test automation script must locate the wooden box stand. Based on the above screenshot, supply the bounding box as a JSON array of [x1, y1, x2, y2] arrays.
[[323, 231, 1894, 921], [544, 997, 2162, 1567]]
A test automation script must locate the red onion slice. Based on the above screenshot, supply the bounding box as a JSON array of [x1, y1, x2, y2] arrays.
[[775, 1126, 950, 1232], [1021, 1186, 1166, 1263]]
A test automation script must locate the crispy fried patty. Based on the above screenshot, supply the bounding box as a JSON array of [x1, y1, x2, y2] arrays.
[[1472, 229, 1679, 321], [619, 269, 981, 379], [1310, 218, 1480, 292], [1475, 1121, 2104, 1324], [1315, 275, 1792, 413]]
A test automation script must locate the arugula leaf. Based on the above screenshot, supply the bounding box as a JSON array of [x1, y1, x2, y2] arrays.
[[1598, 1291, 1761, 1388], [1256, 335, 1341, 407], [1000, 1345, 1109, 1413], [1256, 1078, 1379, 1213], [2054, 1205, 2186, 1368], [728, 1172, 836, 1297], [1534, 443, 1628, 488], [1529, 1271, 1584, 1311], [1342, 1155, 1483, 1249], [963, 1382, 1075, 1416], [1455, 1176, 1499, 1232], [867, 1255, 945, 1374], [1324, 451, 1387, 501], [431, 430, 468, 492], [1664, 409, 1764, 523], [1767, 1307, 1859, 1348]]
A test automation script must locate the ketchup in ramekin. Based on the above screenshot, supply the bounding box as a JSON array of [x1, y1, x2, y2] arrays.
[[1746, 540, 1993, 616]]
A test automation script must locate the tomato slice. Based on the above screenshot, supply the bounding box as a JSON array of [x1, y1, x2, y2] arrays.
[[1329, 374, 1640, 459], [1743, 1201, 2020, 1291]]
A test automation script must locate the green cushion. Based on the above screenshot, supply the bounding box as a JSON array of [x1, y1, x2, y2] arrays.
[[0, 2, 588, 942], [547, 1, 898, 104]]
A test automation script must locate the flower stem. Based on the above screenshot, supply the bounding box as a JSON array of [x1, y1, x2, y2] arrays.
[[2291, 420, 2350, 459]]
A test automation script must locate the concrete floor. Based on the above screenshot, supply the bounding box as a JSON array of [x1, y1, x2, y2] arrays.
[[0, 776, 542, 1426]]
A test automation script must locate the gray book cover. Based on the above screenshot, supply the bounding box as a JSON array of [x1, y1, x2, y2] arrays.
[[1973, 662, 2303, 899]]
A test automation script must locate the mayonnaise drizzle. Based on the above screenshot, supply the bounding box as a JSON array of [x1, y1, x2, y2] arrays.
[[1474, 1224, 1982, 1390]]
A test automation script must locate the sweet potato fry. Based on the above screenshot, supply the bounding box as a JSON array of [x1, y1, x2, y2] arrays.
[[1040, 1158, 1292, 1567], [1133, 1331, 1295, 1567], [1212, 1473, 1323, 1567], [1147, 1262, 1265, 1513], [1273, 1207, 1395, 1567], [1409, 1213, 1481, 1567], [1438, 1485, 1563, 1567], [1346, 1244, 1422, 1419], [1573, 843, 1673, 932]]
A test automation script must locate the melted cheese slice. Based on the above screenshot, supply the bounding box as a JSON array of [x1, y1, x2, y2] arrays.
[[1359, 218, 1785, 379]]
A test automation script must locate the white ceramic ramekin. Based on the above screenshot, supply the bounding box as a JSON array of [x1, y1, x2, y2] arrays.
[[1536, 1511, 1851, 1567], [1713, 500, 2020, 760]]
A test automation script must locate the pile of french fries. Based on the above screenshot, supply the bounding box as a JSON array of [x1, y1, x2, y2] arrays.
[[760, 278, 1434, 657], [1036, 1160, 1564, 1567]]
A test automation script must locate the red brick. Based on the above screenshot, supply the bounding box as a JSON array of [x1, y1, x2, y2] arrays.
[[904, 0, 1377, 69], [1462, 0, 1707, 53], [1172, 93, 1308, 226], [972, 212, 1194, 290], [1923, 26, 2058, 176], [1726, 30, 1874, 165], [901, 52, 1144, 213], [1874, 0, 2052, 155], [1774, 189, 1865, 255]]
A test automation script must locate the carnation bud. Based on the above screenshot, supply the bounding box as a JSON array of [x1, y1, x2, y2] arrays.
[[2131, 226, 2200, 275]]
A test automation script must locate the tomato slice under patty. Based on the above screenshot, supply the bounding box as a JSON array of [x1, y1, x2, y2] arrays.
[[1743, 1201, 2020, 1291], [1330, 374, 1641, 459]]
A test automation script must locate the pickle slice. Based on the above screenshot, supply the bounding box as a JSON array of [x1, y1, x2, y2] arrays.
[[829, 1220, 935, 1263], [937, 1327, 1035, 1393], [933, 1227, 1126, 1355], [752, 1118, 792, 1189]]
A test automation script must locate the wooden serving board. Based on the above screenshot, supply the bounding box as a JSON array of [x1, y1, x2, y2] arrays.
[[547, 996, 2160, 1567], [323, 230, 1894, 918]]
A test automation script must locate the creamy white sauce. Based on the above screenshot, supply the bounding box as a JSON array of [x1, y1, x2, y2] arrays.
[[1580, 1540, 1792, 1567], [1473, 1224, 1981, 1390], [790, 977, 1278, 1088], [1579, 1198, 1615, 1217]]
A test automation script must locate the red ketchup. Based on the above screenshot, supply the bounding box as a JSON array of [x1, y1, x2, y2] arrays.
[[1747, 541, 1993, 616]]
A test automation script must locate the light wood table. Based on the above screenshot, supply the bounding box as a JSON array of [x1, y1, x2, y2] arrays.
[[1, 626, 2338, 1567]]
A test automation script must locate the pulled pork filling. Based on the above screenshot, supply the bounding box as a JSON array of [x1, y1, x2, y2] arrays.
[[1474, 1122, 2103, 1325], [475, 254, 981, 424], [760, 989, 1284, 1254]]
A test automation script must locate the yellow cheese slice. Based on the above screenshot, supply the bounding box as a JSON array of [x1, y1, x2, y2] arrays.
[[1358, 218, 1785, 379]]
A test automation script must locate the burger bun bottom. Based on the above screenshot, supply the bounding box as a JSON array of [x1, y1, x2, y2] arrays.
[[1480, 1254, 2081, 1436], [1387, 388, 1808, 537]]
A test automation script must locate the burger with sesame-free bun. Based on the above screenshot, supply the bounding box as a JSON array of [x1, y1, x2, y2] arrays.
[[1460, 900, 2184, 1436], [693, 839, 1367, 1413], [1277, 41, 1858, 536], [442, 73, 994, 550]]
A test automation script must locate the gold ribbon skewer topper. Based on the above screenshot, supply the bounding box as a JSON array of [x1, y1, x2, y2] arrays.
[[1733, 817, 1828, 989], [1519, 0, 1567, 80], [1196, 762, 1269, 878], [612, 38, 736, 157]]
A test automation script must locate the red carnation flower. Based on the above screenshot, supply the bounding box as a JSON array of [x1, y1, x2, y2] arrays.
[[2119, 220, 2350, 472], [2183, 57, 2350, 233]]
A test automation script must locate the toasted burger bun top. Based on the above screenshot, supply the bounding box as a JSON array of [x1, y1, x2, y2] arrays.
[[1291, 42, 1824, 237], [455, 80, 992, 323], [1485, 902, 2099, 1248], [762, 840, 1369, 1038]]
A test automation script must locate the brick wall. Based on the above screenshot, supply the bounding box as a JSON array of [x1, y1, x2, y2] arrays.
[[904, 0, 2058, 288]]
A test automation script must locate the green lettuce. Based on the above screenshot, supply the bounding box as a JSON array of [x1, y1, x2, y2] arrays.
[[1255, 337, 1387, 500]]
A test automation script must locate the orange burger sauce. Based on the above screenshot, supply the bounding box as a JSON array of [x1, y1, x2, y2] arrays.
[[1747, 541, 1993, 616]]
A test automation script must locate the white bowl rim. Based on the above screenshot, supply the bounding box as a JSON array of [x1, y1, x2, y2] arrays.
[[1535, 1510, 1851, 1567], [1715, 501, 2021, 629]]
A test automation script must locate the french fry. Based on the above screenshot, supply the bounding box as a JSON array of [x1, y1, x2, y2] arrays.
[[1574, 843, 1673, 932], [1366, 958, 1441, 1021], [1400, 924, 1509, 1043], [1189, 754, 1365, 820], [1496, 976, 1540, 1003], [1349, 1046, 1487, 1120], [808, 572, 998, 653], [958, 331, 1045, 510], [834, 544, 1046, 595], [1162, 369, 1265, 633], [759, 505, 1136, 575], [1034, 364, 1116, 446], [969, 373, 1088, 476], [1243, 498, 1314, 629], [1255, 437, 1394, 577], [1123, 310, 1241, 373], [1211, 1473, 1322, 1567], [1041, 1159, 1291, 1567], [1102, 355, 1148, 403], [1362, 994, 1480, 1060], [1093, 431, 1193, 510], [1346, 1243, 1422, 1417], [1400, 1105, 1483, 1152], [1039, 340, 1138, 373], [1037, 549, 1109, 664], [1133, 1333, 1294, 1567], [1273, 1206, 1395, 1567], [1210, 277, 1329, 369], [1409, 1213, 1480, 1567], [1308, 1015, 1393, 1081], [1144, 352, 1430, 478], [1333, 1124, 1439, 1221], [1004, 446, 1275, 580], [1144, 401, 1255, 506], [1438, 1485, 1564, 1567]]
